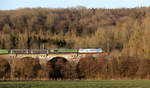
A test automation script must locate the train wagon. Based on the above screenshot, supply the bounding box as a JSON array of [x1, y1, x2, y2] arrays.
[[0, 49, 9, 54], [48, 49, 78, 53], [10, 49, 28, 54], [30, 49, 48, 54]]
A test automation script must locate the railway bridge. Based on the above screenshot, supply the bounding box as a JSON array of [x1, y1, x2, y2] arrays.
[[0, 49, 103, 79], [0, 49, 103, 64], [0, 52, 102, 65]]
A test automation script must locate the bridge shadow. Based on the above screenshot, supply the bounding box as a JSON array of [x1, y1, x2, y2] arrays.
[[47, 57, 68, 79]]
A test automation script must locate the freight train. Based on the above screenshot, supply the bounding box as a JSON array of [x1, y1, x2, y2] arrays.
[[0, 49, 103, 54]]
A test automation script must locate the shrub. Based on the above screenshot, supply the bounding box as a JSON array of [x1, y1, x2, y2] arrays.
[[0, 57, 11, 79], [77, 56, 99, 79], [13, 57, 41, 79], [136, 58, 150, 79]]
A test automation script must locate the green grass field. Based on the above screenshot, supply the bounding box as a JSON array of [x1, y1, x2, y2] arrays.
[[0, 80, 150, 88]]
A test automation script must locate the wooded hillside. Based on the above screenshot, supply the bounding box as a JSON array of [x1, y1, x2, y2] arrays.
[[0, 7, 150, 58]]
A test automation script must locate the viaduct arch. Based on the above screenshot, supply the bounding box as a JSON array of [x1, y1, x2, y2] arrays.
[[47, 56, 68, 79]]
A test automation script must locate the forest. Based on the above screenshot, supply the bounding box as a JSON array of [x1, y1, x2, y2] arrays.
[[0, 7, 150, 80], [0, 7, 150, 58]]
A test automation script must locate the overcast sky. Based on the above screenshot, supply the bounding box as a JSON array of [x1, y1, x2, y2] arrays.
[[0, 0, 150, 10]]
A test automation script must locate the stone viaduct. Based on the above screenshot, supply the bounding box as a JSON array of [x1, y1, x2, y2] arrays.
[[0, 51, 104, 79], [0, 52, 102, 65]]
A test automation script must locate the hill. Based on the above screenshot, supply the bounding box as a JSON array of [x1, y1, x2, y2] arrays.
[[0, 7, 150, 58]]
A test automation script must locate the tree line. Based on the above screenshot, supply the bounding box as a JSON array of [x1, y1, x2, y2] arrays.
[[1, 54, 150, 80]]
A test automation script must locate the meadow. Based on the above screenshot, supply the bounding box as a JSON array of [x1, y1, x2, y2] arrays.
[[0, 80, 150, 88]]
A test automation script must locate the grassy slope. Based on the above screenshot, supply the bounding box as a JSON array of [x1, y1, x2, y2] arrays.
[[0, 80, 150, 88]]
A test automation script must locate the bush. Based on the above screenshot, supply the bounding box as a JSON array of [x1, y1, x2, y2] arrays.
[[77, 56, 99, 79], [136, 58, 150, 79], [13, 57, 41, 79], [0, 57, 11, 79], [108, 56, 140, 79], [61, 62, 78, 79]]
